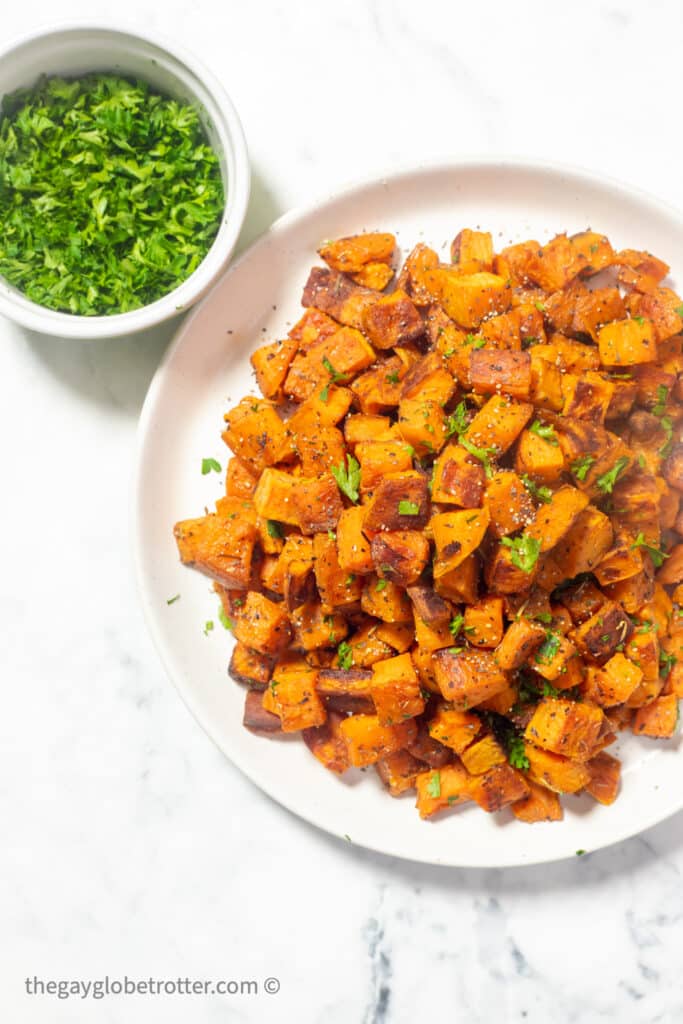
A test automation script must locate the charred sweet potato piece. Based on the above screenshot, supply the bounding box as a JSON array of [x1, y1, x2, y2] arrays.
[[292, 475, 345, 535], [319, 232, 395, 274], [243, 689, 282, 734], [363, 472, 430, 532], [228, 643, 273, 689], [406, 585, 451, 628], [632, 694, 679, 737], [362, 289, 424, 349], [433, 648, 509, 709], [301, 267, 377, 329], [431, 443, 487, 508], [316, 668, 373, 713], [340, 714, 417, 767], [470, 349, 532, 400], [572, 602, 633, 664], [303, 711, 351, 773], [512, 780, 564, 823], [174, 513, 257, 590], [495, 618, 546, 671], [222, 397, 288, 473], [370, 653, 425, 725], [584, 751, 621, 805], [469, 763, 530, 812], [376, 749, 425, 795], [396, 243, 440, 306], [415, 764, 473, 817], [234, 592, 292, 656], [524, 698, 605, 760], [371, 530, 430, 587]]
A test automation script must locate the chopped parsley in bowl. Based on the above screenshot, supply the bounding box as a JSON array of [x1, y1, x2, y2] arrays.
[[0, 74, 225, 315]]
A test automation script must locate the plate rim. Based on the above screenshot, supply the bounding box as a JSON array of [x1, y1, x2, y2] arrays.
[[133, 157, 683, 868]]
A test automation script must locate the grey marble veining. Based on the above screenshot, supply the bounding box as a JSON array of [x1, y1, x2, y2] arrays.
[[2, 1, 683, 1021]]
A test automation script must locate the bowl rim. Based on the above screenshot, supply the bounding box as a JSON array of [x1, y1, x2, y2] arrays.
[[0, 19, 251, 339]]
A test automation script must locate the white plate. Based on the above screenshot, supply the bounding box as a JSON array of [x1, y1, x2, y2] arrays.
[[135, 160, 683, 867]]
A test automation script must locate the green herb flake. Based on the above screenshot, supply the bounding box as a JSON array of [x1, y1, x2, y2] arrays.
[[203, 620, 214, 636], [529, 420, 558, 446], [631, 531, 668, 568], [508, 736, 530, 771], [337, 640, 353, 671], [218, 607, 234, 631], [0, 74, 224, 315], [576, 849, 586, 856], [521, 474, 552, 503], [501, 534, 541, 573], [449, 613, 464, 638], [266, 519, 284, 539], [596, 456, 629, 495], [534, 301, 546, 313], [427, 771, 441, 798], [202, 457, 222, 475], [463, 333, 486, 349], [652, 384, 669, 417], [386, 371, 400, 384], [660, 650, 677, 679], [331, 453, 361, 503], [166, 594, 180, 605], [445, 401, 469, 438], [398, 499, 420, 516], [535, 630, 561, 665], [375, 578, 388, 592], [633, 315, 645, 325], [459, 436, 498, 478], [571, 455, 595, 482]]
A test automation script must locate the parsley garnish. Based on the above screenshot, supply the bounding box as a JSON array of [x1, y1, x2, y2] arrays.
[[337, 640, 353, 670], [459, 436, 498, 478], [676, 305, 683, 318], [386, 371, 400, 384], [534, 301, 546, 313], [398, 499, 420, 515], [660, 650, 676, 679], [521, 475, 552, 503], [218, 607, 234, 631], [445, 400, 469, 438], [596, 456, 629, 495], [529, 420, 558, 446], [203, 620, 214, 636], [652, 385, 669, 417], [631, 532, 668, 568], [535, 630, 561, 665], [0, 74, 224, 314], [427, 771, 441, 798], [202, 457, 222, 475], [463, 333, 486, 349], [266, 519, 284, 539], [375, 578, 388, 592], [166, 594, 180, 605], [449, 614, 465, 638], [501, 534, 541, 573], [571, 455, 595, 482], [508, 736, 530, 771], [331, 454, 361, 503], [319, 356, 349, 401], [633, 315, 645, 325]]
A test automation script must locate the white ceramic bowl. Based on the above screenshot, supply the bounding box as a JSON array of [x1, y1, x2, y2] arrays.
[[0, 23, 250, 339]]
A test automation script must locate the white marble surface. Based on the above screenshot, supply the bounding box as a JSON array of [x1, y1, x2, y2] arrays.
[[2, 1, 683, 1021]]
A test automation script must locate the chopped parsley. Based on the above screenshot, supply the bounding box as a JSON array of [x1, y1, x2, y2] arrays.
[[571, 455, 595, 482], [463, 333, 486, 349], [660, 650, 677, 679], [521, 474, 552, 503], [529, 420, 558, 446], [0, 74, 224, 314], [203, 620, 214, 636], [337, 640, 353, 670], [501, 534, 541, 573], [427, 771, 441, 798], [535, 630, 561, 665], [218, 606, 234, 631], [534, 301, 546, 313], [630, 532, 668, 568], [398, 499, 420, 515], [596, 456, 629, 495], [266, 519, 284, 539], [319, 356, 349, 400], [201, 457, 222, 475], [652, 384, 669, 417], [386, 371, 400, 384], [331, 454, 361, 503], [445, 400, 469, 437], [449, 614, 465, 638], [508, 736, 530, 772], [166, 594, 180, 605], [375, 578, 388, 592], [459, 436, 497, 478]]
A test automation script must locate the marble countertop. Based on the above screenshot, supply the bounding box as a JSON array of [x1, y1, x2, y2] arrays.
[[3, 1, 683, 1021]]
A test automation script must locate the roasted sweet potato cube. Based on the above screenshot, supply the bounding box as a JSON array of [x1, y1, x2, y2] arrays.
[[451, 228, 494, 269], [484, 471, 535, 538], [527, 233, 583, 291], [431, 507, 490, 578], [228, 642, 273, 689], [434, 553, 479, 605], [629, 287, 683, 342], [399, 350, 456, 405], [339, 714, 417, 767], [431, 443, 486, 508], [562, 371, 614, 425], [284, 326, 376, 401], [313, 533, 363, 610], [433, 648, 509, 709], [243, 689, 282, 734], [515, 428, 565, 483], [250, 337, 298, 399], [464, 596, 504, 648], [427, 705, 482, 754], [396, 243, 440, 306], [413, 613, 454, 653], [632, 694, 679, 737], [351, 261, 394, 289], [316, 668, 373, 712], [594, 653, 643, 705], [174, 513, 257, 589], [222, 397, 288, 472], [376, 749, 425, 795], [356, 441, 414, 494], [495, 618, 546, 671], [301, 267, 376, 329], [303, 711, 351, 773], [363, 472, 430, 531], [594, 541, 644, 586], [318, 232, 395, 274], [470, 349, 532, 400], [344, 413, 392, 447], [524, 743, 592, 793], [288, 307, 339, 349], [397, 397, 446, 456], [511, 780, 563, 823], [423, 268, 511, 328], [469, 763, 530, 812], [253, 468, 300, 526], [598, 318, 656, 366], [234, 591, 291, 656], [362, 288, 424, 349], [570, 231, 615, 275], [494, 239, 540, 287], [525, 485, 589, 553], [584, 751, 621, 805], [485, 542, 538, 595], [415, 764, 473, 817], [336, 506, 374, 575], [370, 653, 425, 725], [460, 733, 507, 775], [263, 661, 326, 732], [558, 578, 608, 625], [406, 585, 451, 628], [292, 474, 345, 535], [572, 287, 625, 340], [532, 632, 579, 683], [524, 698, 605, 760], [374, 621, 413, 653], [573, 602, 633, 664], [361, 575, 413, 623], [464, 395, 533, 453], [552, 507, 614, 579], [225, 457, 258, 499], [479, 310, 523, 350], [350, 361, 404, 413], [371, 530, 430, 587]]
